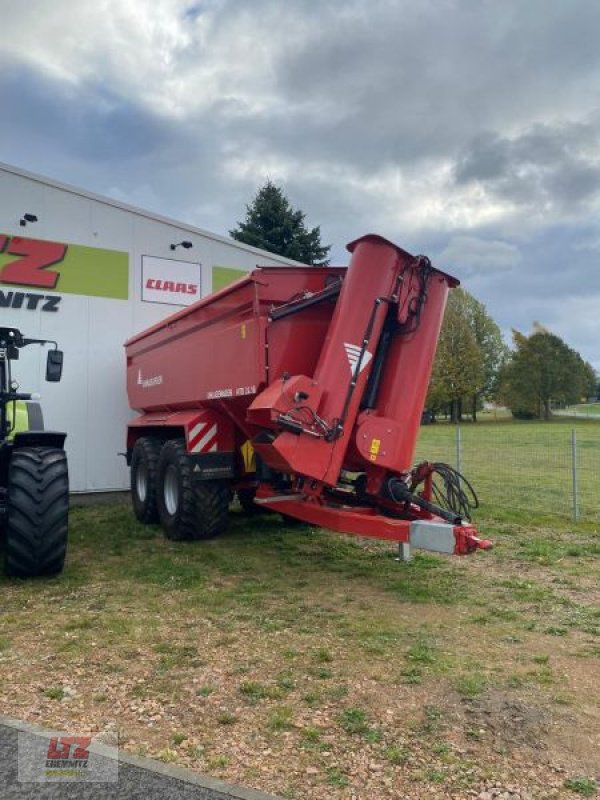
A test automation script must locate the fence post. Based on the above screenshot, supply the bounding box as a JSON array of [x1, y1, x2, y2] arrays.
[[456, 424, 462, 475], [571, 429, 578, 521]]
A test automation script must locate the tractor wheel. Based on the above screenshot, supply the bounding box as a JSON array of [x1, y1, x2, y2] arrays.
[[157, 439, 198, 540], [195, 481, 230, 539], [4, 447, 69, 578], [131, 437, 161, 523]]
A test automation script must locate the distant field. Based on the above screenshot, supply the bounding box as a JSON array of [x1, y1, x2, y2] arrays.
[[563, 403, 600, 416], [415, 419, 600, 522]]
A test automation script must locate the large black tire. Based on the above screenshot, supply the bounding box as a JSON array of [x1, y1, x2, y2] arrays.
[[196, 481, 230, 539], [5, 447, 69, 578], [131, 437, 161, 523], [157, 439, 198, 540], [157, 440, 230, 541]]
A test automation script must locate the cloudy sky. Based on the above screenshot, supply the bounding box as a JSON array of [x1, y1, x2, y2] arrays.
[[1, 0, 599, 367]]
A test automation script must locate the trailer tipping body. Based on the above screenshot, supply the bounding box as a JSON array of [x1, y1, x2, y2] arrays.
[[125, 234, 490, 556]]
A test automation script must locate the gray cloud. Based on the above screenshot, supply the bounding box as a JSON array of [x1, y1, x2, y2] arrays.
[[454, 122, 600, 213], [439, 236, 522, 277], [0, 60, 187, 161]]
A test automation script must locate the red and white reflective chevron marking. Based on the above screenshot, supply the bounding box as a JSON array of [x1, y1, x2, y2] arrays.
[[188, 422, 218, 453]]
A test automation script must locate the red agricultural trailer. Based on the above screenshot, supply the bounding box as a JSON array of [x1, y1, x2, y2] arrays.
[[125, 234, 490, 558]]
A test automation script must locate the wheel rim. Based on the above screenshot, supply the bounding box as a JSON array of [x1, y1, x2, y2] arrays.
[[136, 461, 148, 503], [164, 464, 179, 516]]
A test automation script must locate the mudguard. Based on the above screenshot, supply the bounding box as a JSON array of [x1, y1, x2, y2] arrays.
[[6, 400, 44, 440], [12, 431, 67, 450], [127, 408, 235, 480]]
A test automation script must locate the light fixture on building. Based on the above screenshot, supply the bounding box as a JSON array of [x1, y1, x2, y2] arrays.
[[170, 240, 193, 251], [19, 213, 38, 227]]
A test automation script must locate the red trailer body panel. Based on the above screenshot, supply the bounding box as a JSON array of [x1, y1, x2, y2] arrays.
[[126, 268, 344, 415], [127, 408, 234, 453], [354, 267, 454, 474]]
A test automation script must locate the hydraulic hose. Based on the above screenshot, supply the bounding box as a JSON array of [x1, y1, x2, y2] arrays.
[[410, 462, 479, 522], [386, 477, 462, 525]]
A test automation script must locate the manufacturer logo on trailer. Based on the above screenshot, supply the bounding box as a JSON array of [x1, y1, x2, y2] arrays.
[[188, 421, 218, 453], [344, 342, 372, 375], [137, 369, 163, 388]]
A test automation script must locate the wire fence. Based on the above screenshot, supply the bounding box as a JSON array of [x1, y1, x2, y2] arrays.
[[414, 420, 600, 522]]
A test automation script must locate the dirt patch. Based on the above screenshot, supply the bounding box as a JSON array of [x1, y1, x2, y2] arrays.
[[463, 689, 549, 749]]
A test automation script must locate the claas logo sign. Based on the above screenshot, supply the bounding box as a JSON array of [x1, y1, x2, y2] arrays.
[[141, 255, 201, 307], [0, 234, 129, 312]]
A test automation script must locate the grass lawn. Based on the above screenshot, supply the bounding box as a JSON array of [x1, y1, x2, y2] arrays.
[[1, 501, 599, 799], [415, 419, 600, 523]]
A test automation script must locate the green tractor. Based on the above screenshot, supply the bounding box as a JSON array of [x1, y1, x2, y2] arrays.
[[0, 327, 69, 577]]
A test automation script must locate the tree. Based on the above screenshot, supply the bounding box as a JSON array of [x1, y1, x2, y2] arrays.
[[451, 289, 508, 420], [230, 181, 330, 265], [582, 361, 598, 401], [426, 288, 504, 422], [498, 326, 591, 419], [426, 293, 485, 422]]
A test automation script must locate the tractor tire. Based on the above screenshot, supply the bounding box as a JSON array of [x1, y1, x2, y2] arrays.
[[4, 447, 69, 578], [195, 481, 230, 539], [157, 439, 198, 541], [131, 437, 161, 524]]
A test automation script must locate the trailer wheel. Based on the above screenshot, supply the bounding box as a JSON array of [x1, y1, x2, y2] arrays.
[[4, 447, 69, 578], [195, 481, 230, 539], [157, 439, 199, 540], [131, 437, 161, 523]]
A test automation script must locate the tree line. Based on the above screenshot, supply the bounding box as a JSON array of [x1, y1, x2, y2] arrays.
[[231, 181, 597, 421], [427, 297, 597, 422]]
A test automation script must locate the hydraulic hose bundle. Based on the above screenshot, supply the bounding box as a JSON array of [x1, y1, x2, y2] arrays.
[[425, 462, 479, 522], [386, 461, 479, 525]]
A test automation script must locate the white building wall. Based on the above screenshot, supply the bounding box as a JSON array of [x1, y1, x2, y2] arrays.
[[0, 163, 296, 492]]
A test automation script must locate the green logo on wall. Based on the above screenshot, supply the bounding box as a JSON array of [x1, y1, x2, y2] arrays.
[[0, 234, 129, 300], [212, 265, 247, 292]]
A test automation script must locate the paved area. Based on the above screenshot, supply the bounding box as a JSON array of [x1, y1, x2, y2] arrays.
[[0, 716, 280, 800]]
